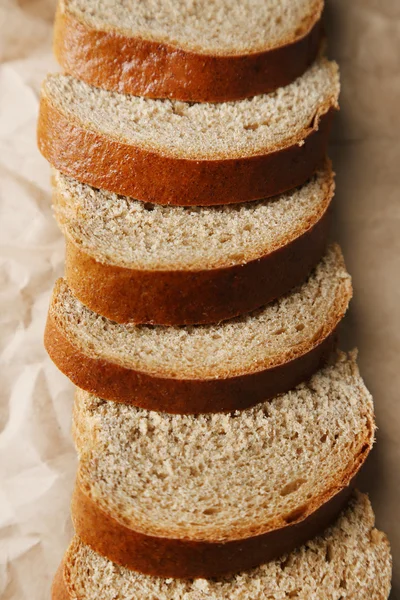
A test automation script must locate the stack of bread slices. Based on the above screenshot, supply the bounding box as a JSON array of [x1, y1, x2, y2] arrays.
[[38, 1, 392, 598]]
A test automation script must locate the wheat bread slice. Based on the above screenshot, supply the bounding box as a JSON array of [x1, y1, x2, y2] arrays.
[[54, 492, 392, 599], [38, 57, 339, 206], [54, 0, 324, 102], [53, 163, 334, 326], [44, 245, 352, 414], [70, 352, 374, 578]]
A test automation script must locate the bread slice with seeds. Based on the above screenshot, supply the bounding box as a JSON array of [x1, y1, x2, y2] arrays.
[[70, 353, 374, 578], [53, 492, 391, 599], [52, 163, 333, 326], [44, 244, 352, 414], [38, 57, 339, 206], [54, 0, 324, 102]]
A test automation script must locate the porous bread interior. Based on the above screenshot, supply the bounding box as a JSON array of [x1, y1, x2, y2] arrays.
[[74, 352, 374, 540], [50, 245, 352, 380], [62, 0, 323, 55], [64, 493, 391, 600], [42, 57, 339, 160], [53, 165, 333, 271]]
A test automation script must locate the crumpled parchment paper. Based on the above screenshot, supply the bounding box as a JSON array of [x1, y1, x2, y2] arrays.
[[0, 2, 75, 598], [0, 0, 399, 598]]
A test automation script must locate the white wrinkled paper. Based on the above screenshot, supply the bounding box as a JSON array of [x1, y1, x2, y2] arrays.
[[0, 1, 398, 598], [0, 2, 75, 598]]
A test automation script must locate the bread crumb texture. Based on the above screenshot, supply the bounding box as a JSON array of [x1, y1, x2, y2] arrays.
[[74, 352, 374, 540], [53, 165, 333, 271], [63, 0, 323, 55], [50, 245, 351, 379], [43, 56, 339, 159], [64, 492, 391, 599]]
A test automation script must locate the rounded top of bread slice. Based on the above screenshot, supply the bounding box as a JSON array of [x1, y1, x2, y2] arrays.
[[62, 492, 391, 600], [53, 164, 333, 271], [74, 352, 374, 541], [49, 245, 352, 380], [61, 0, 323, 56], [41, 56, 339, 161]]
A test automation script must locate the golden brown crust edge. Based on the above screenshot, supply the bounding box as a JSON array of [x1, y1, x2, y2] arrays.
[[44, 309, 339, 414], [51, 563, 70, 600], [71, 444, 371, 580], [54, 6, 323, 103], [37, 95, 336, 206], [63, 203, 332, 326]]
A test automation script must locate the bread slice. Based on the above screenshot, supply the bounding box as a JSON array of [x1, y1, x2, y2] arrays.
[[54, 492, 392, 599], [53, 163, 334, 326], [54, 0, 323, 102], [44, 245, 352, 414], [38, 57, 339, 206], [70, 352, 374, 578]]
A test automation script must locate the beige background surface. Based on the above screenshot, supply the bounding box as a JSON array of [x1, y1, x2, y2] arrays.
[[0, 0, 398, 598]]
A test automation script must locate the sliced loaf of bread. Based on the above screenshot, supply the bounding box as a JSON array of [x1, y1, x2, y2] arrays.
[[71, 352, 374, 578], [54, 0, 323, 102], [44, 245, 352, 414], [53, 164, 334, 325], [54, 492, 391, 599], [38, 57, 339, 206]]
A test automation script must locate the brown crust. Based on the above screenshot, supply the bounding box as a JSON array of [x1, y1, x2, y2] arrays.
[[51, 563, 70, 600], [54, 6, 323, 103], [44, 309, 339, 414], [71, 469, 364, 579], [37, 95, 335, 206], [63, 204, 331, 326]]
